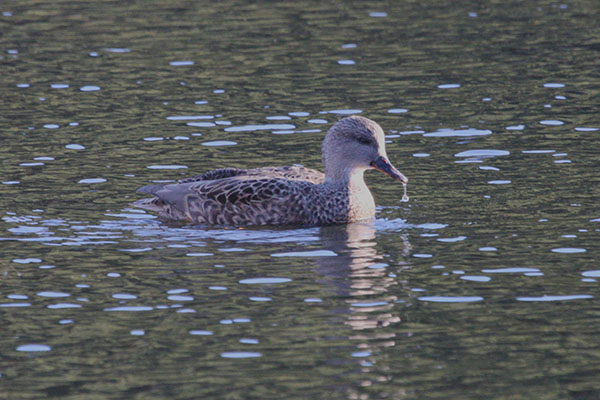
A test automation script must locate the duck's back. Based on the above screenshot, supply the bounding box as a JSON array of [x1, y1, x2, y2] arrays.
[[134, 165, 332, 225], [179, 165, 324, 184]]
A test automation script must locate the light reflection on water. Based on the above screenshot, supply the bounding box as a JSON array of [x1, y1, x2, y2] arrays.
[[2, 194, 599, 398], [2, 209, 415, 249]]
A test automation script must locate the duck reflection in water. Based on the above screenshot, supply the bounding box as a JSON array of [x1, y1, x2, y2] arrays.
[[317, 221, 412, 330], [316, 221, 412, 391]]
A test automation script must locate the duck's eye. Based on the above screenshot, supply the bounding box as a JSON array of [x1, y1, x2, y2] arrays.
[[357, 137, 372, 145]]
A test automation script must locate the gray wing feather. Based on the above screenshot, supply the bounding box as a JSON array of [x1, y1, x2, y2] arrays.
[[179, 166, 324, 184], [137, 184, 168, 195], [178, 168, 249, 183]]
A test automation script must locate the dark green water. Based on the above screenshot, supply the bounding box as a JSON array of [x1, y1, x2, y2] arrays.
[[1, 1, 599, 399]]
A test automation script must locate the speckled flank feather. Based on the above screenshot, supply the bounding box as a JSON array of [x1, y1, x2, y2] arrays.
[[134, 116, 407, 226]]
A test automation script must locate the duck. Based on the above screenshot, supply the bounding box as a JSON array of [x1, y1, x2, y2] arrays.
[[134, 115, 407, 226]]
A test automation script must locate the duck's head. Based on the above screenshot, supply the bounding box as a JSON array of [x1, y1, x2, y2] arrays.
[[322, 115, 408, 184]]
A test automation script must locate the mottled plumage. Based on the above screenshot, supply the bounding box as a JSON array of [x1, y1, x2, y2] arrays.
[[134, 116, 407, 226], [178, 165, 324, 184]]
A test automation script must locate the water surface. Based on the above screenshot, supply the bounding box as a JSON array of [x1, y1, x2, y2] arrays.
[[1, 1, 599, 399]]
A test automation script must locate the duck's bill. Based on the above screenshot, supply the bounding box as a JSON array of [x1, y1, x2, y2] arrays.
[[371, 156, 408, 184]]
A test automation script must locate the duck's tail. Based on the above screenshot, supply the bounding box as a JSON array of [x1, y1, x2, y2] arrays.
[[132, 184, 168, 212], [136, 184, 165, 195], [131, 196, 167, 213], [133, 184, 191, 221]]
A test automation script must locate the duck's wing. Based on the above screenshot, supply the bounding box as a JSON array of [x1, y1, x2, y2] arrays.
[[178, 168, 249, 183], [266, 166, 325, 184], [137, 176, 319, 225], [178, 166, 325, 184]]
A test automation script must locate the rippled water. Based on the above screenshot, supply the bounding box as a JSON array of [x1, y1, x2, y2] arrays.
[[1, 1, 599, 399]]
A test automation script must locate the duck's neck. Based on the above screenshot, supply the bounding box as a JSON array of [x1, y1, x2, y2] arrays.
[[324, 167, 376, 221], [324, 166, 367, 188]]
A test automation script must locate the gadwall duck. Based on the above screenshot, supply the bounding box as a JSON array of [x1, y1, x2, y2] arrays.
[[134, 116, 407, 225]]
